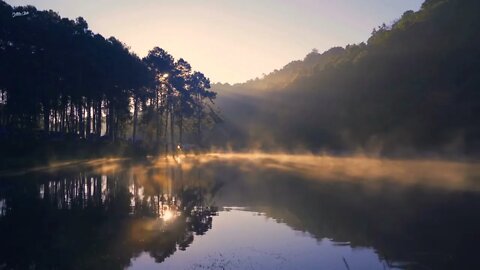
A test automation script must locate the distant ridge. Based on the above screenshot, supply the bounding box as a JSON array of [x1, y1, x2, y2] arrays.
[[210, 0, 480, 156], [213, 47, 345, 92]]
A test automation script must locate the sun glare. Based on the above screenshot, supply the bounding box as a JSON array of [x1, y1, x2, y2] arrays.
[[162, 209, 174, 221]]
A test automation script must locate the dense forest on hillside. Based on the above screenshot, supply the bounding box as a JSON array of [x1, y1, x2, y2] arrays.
[[0, 1, 218, 160], [1, 0, 479, 159], [213, 0, 480, 156]]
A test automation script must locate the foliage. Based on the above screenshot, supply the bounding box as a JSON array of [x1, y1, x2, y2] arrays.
[[213, 0, 480, 155], [0, 1, 217, 155]]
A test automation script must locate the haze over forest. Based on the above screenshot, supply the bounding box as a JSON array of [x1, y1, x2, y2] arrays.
[[1, 1, 480, 269], [212, 0, 480, 157], [1, 0, 479, 159]]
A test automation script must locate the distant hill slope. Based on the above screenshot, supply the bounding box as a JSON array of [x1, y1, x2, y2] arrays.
[[210, 0, 480, 156], [211, 47, 347, 148], [213, 47, 345, 92]]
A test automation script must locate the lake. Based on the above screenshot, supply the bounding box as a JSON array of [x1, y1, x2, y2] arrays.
[[1, 153, 480, 270]]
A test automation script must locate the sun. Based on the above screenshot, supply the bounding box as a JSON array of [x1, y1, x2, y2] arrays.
[[162, 209, 174, 221]]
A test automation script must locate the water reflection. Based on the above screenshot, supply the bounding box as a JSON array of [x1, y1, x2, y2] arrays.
[[0, 154, 479, 269], [0, 159, 218, 269], [0, 198, 5, 217]]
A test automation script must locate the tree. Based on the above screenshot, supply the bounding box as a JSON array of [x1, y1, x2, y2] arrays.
[[0, 0, 218, 156]]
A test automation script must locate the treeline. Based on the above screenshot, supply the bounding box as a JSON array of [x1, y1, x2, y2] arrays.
[[213, 0, 480, 156], [216, 47, 345, 91], [0, 1, 217, 152]]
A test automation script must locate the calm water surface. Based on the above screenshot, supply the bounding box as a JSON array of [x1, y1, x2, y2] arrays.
[[1, 153, 480, 270]]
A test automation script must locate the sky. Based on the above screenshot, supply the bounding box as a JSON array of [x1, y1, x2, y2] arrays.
[[6, 0, 424, 84]]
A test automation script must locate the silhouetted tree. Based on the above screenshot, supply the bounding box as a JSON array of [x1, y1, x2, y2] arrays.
[[0, 1, 216, 155]]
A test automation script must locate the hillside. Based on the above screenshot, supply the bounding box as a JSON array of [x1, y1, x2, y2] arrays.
[[214, 47, 345, 92], [211, 0, 480, 156]]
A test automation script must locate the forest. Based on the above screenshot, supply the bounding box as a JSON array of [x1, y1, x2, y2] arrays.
[[2, 0, 480, 159], [213, 0, 480, 157], [1, 1, 480, 269], [0, 1, 218, 160]]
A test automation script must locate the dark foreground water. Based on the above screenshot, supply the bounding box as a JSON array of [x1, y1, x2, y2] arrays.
[[1, 153, 480, 270]]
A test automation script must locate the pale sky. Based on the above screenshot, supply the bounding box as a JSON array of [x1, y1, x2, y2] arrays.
[[6, 0, 423, 83]]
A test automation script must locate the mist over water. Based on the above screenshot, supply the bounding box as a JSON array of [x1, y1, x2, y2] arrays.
[[1, 153, 479, 269], [1, 0, 480, 269]]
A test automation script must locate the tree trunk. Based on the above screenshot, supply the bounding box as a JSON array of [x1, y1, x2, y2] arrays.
[[92, 103, 95, 135], [107, 101, 115, 141], [43, 103, 50, 133], [96, 101, 102, 137], [179, 114, 183, 146], [156, 92, 160, 144], [61, 104, 66, 133], [78, 102, 84, 138], [132, 96, 139, 142], [170, 106, 175, 153], [69, 102, 75, 134], [54, 108, 58, 132], [164, 105, 169, 153], [106, 101, 110, 138], [86, 99, 91, 137]]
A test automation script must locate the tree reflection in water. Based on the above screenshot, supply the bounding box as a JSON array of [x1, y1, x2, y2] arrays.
[[1, 155, 480, 270], [0, 159, 218, 269]]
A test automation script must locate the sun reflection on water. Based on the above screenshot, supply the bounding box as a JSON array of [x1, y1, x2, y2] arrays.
[[2, 152, 480, 269]]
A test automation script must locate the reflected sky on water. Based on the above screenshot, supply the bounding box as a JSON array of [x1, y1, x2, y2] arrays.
[[1, 153, 480, 269], [131, 209, 393, 270]]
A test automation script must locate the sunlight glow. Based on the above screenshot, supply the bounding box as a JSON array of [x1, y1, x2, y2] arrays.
[[4, 0, 424, 83], [162, 209, 174, 221], [176, 152, 480, 192]]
